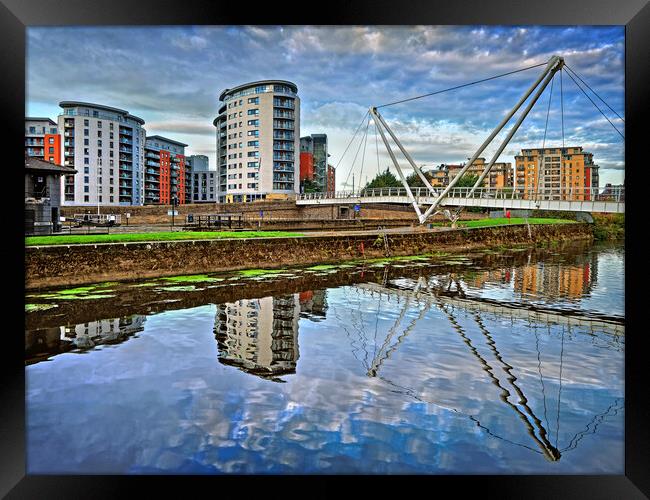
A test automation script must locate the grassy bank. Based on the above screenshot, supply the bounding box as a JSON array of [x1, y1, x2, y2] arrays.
[[25, 230, 304, 246], [592, 213, 624, 241], [435, 217, 574, 228]]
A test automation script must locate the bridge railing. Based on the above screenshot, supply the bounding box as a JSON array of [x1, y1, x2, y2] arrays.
[[298, 186, 625, 203]]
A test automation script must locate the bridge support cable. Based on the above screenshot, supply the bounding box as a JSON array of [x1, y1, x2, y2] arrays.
[[369, 109, 424, 219], [418, 55, 565, 224], [467, 59, 564, 199], [370, 107, 439, 196], [337, 110, 370, 190], [534, 74, 556, 203], [564, 64, 624, 123], [343, 114, 371, 191], [563, 67, 625, 139]]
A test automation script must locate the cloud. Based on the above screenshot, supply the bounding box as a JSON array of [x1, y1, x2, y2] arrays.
[[26, 25, 625, 186]]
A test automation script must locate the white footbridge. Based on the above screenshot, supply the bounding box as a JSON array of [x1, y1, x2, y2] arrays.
[[312, 55, 625, 223]]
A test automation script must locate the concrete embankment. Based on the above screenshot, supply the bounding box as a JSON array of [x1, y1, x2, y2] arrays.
[[25, 223, 593, 290]]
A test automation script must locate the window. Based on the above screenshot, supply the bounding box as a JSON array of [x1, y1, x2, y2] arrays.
[[84, 195, 89, 202], [110, 132, 114, 139], [84, 167, 89, 174], [28, 126, 35, 133], [247, 151, 259, 158], [247, 140, 259, 147], [84, 119, 89, 126], [97, 131, 102, 138], [84, 129, 89, 136], [92, 110, 99, 117], [110, 196, 114, 202], [98, 150, 102, 157], [50, 128, 57, 134], [247, 130, 259, 137], [247, 119, 259, 126], [84, 186, 89, 192], [98, 140, 102, 147], [247, 109, 259, 115], [247, 97, 259, 104], [49, 147, 54, 153], [84, 158, 89, 164], [48, 137, 54, 144], [97, 121, 102, 128]]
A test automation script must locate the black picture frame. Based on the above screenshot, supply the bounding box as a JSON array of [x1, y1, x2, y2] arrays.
[[2, 0, 647, 497]]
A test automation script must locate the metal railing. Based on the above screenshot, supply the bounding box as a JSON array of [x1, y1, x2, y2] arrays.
[[297, 186, 625, 203]]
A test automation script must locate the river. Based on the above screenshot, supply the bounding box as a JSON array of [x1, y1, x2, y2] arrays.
[[24, 240, 624, 474]]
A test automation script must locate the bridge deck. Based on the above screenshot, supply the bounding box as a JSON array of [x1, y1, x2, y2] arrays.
[[297, 187, 624, 214]]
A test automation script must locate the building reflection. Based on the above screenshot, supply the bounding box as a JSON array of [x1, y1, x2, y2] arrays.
[[298, 289, 328, 321], [25, 315, 147, 365], [464, 253, 598, 301], [214, 294, 301, 381]]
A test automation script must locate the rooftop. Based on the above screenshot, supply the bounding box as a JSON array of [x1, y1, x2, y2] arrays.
[[59, 101, 145, 125], [145, 135, 189, 148], [219, 80, 298, 102], [25, 155, 77, 174]]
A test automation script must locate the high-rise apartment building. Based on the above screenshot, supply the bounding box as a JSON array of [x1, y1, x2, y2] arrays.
[[213, 80, 300, 203], [58, 101, 146, 206], [25, 118, 61, 165], [144, 136, 188, 205], [300, 134, 328, 192], [514, 146, 599, 200], [188, 154, 216, 203]]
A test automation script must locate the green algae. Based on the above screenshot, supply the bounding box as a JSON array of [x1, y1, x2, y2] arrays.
[[25, 303, 59, 313], [129, 282, 160, 288], [57, 286, 98, 295], [238, 269, 287, 277], [161, 274, 224, 283]]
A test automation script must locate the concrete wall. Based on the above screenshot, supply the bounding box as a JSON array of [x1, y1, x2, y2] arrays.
[[25, 223, 593, 290]]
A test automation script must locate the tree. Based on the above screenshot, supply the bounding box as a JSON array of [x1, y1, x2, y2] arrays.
[[362, 168, 402, 190], [301, 179, 320, 193], [405, 169, 435, 187], [454, 174, 480, 188]]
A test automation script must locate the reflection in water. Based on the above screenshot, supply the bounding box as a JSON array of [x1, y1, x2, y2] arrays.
[[25, 243, 624, 474], [215, 295, 301, 382], [25, 315, 146, 365]]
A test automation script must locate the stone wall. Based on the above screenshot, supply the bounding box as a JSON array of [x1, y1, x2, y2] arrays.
[[25, 223, 593, 290]]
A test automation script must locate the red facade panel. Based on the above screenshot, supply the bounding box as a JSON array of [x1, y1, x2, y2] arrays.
[[300, 152, 314, 182]]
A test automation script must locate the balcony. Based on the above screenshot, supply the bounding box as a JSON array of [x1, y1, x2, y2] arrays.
[[145, 169, 157, 175], [273, 99, 295, 109], [119, 164, 132, 171], [119, 127, 132, 136], [119, 146, 133, 153], [120, 173, 132, 179], [145, 160, 159, 167], [273, 110, 295, 119], [145, 175, 159, 181], [120, 190, 131, 196], [119, 138, 133, 145], [273, 120, 294, 130], [273, 132, 294, 140], [273, 153, 294, 161], [273, 142, 294, 151], [64, 131, 74, 137], [119, 156, 132, 162], [145, 152, 158, 159], [64, 140, 74, 147]]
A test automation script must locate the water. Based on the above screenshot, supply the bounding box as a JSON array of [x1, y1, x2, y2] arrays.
[[25, 240, 624, 474]]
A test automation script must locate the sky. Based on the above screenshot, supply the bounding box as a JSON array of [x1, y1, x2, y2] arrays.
[[26, 25, 625, 188]]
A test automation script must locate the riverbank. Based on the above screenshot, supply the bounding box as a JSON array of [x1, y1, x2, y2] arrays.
[[25, 222, 593, 290], [592, 213, 624, 241]]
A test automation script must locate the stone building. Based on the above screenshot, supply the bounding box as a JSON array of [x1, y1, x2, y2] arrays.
[[25, 155, 76, 235]]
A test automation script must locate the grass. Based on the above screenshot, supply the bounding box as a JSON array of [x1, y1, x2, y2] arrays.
[[25, 230, 304, 246], [455, 217, 574, 228]]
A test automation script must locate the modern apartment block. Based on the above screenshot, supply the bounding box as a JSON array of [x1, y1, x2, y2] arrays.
[[58, 101, 146, 206], [144, 136, 188, 205], [188, 154, 216, 203], [514, 146, 599, 200], [25, 118, 61, 164], [213, 80, 300, 203], [447, 157, 513, 188], [300, 134, 328, 192]]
